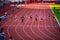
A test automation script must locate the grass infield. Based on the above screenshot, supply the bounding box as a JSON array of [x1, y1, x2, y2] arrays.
[[50, 4, 60, 20]]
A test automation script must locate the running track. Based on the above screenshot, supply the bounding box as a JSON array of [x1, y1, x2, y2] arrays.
[[0, 3, 60, 40]]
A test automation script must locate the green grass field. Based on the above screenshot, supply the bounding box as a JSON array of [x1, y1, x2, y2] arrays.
[[50, 4, 60, 20]]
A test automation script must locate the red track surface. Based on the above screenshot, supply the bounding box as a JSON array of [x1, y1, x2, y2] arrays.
[[0, 3, 60, 40]]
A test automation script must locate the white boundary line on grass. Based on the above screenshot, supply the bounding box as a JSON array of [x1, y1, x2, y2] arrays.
[[49, 5, 60, 27]]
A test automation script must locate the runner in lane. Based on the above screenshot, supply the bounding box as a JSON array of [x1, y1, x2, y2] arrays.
[[30, 15, 32, 20], [35, 15, 38, 21], [21, 16, 24, 23]]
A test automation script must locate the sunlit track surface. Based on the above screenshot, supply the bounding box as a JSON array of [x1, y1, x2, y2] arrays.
[[0, 3, 60, 40]]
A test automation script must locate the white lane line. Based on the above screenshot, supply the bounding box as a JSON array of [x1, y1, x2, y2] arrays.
[[15, 24, 24, 40], [1, 18, 12, 27], [44, 8, 56, 40], [30, 23, 44, 40], [23, 9, 36, 40], [1, 8, 25, 40], [44, 8, 59, 39], [30, 9, 44, 40], [15, 9, 34, 40], [49, 15, 60, 38], [23, 17, 35, 40], [38, 9, 46, 40], [6, 19, 13, 37], [0, 14, 16, 39], [48, 6, 60, 38], [7, 20, 19, 40], [23, 9, 34, 40], [1, 7, 23, 27], [7, 26, 16, 40], [0, 19, 11, 38], [49, 5, 60, 33], [14, 9, 29, 40], [38, 21, 54, 40], [44, 18, 57, 40], [7, 8, 25, 39], [51, 19, 60, 33], [8, 25, 17, 40], [0, 7, 21, 27], [43, 8, 55, 40], [7, 26, 11, 37], [45, 18, 60, 39]]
